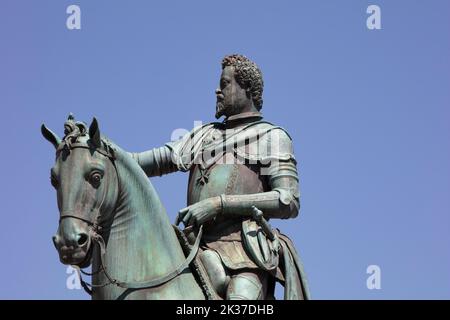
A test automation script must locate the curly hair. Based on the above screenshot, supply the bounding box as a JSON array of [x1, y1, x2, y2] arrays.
[[221, 54, 264, 110]]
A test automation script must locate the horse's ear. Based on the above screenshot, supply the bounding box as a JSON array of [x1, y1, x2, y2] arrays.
[[89, 117, 101, 148], [41, 124, 61, 149]]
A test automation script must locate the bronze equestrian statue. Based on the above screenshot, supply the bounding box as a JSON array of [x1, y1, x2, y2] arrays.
[[42, 55, 310, 300]]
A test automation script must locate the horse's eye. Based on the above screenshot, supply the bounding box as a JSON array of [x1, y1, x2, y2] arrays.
[[89, 171, 103, 188], [50, 175, 59, 189]]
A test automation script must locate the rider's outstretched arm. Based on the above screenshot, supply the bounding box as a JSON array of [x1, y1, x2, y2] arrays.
[[129, 146, 179, 177]]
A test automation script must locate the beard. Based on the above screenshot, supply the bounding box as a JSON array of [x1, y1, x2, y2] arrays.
[[215, 101, 226, 119], [215, 100, 241, 119]]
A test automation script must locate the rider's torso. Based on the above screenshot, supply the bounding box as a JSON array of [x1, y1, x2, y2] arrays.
[[187, 151, 269, 237]]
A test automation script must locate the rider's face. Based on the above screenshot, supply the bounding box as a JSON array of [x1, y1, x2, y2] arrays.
[[215, 66, 250, 119]]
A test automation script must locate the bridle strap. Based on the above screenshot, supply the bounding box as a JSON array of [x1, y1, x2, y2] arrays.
[[59, 214, 95, 226], [57, 142, 115, 160]]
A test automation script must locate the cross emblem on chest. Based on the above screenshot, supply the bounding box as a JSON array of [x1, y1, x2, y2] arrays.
[[197, 166, 210, 185]]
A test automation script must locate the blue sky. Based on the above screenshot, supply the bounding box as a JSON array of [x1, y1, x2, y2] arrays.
[[0, 0, 449, 299]]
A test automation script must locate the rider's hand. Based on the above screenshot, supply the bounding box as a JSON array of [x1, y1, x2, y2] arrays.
[[176, 196, 222, 227]]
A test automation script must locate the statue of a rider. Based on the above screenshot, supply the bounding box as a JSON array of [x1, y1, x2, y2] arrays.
[[130, 54, 309, 300]]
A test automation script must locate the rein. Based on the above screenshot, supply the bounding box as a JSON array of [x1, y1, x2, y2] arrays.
[[72, 224, 203, 297], [61, 141, 203, 298]]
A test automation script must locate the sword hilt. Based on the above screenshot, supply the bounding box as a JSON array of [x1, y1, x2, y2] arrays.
[[251, 206, 276, 241]]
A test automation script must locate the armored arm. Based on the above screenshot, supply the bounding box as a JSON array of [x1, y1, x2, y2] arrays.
[[129, 124, 210, 177], [220, 128, 300, 220], [129, 145, 179, 177], [220, 159, 300, 219]]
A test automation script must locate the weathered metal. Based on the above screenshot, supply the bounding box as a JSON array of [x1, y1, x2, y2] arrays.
[[42, 54, 310, 300]]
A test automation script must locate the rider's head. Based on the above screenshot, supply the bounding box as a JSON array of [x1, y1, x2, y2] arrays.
[[215, 54, 264, 119]]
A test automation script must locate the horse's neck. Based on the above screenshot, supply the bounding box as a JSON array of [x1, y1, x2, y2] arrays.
[[93, 150, 196, 299], [111, 159, 184, 277]]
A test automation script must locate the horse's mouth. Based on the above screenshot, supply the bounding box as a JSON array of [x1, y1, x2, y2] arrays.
[[58, 241, 94, 268], [76, 243, 94, 268]]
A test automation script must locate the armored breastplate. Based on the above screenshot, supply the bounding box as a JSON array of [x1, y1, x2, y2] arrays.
[[187, 153, 267, 204], [187, 152, 269, 236]]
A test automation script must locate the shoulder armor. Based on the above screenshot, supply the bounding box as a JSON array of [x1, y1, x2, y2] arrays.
[[234, 124, 296, 164], [165, 122, 217, 171]]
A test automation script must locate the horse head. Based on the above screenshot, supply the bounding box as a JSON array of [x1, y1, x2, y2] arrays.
[[41, 115, 119, 268]]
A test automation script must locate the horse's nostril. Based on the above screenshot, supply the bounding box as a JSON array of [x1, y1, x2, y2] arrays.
[[77, 233, 88, 246]]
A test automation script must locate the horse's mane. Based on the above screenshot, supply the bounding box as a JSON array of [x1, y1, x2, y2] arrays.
[[59, 114, 89, 147], [58, 115, 121, 161]]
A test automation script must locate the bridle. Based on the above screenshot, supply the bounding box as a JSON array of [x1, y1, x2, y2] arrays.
[[57, 140, 202, 299]]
